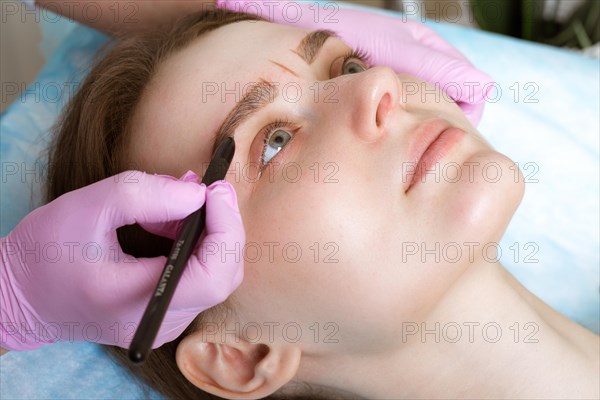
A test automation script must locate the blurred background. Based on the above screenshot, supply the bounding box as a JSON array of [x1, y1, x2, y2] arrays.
[[1, 0, 598, 112]]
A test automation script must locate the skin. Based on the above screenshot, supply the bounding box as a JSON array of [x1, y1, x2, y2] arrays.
[[127, 21, 599, 399]]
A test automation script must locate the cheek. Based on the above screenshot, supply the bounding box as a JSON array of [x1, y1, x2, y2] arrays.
[[234, 167, 397, 340], [438, 150, 524, 245], [240, 172, 372, 271]]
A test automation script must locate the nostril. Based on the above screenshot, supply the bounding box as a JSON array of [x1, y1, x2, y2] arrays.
[[376, 93, 392, 128]]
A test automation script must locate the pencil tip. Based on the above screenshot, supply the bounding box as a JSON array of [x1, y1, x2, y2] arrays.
[[128, 348, 146, 365]]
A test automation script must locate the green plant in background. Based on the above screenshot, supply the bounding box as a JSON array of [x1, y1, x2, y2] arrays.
[[470, 0, 600, 49]]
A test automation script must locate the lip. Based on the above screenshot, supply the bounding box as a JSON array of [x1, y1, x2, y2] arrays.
[[403, 119, 466, 193]]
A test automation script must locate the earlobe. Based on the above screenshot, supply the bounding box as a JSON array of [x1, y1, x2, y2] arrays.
[[175, 329, 302, 399]]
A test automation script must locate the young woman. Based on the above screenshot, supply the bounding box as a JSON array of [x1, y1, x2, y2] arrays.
[[43, 8, 600, 400]]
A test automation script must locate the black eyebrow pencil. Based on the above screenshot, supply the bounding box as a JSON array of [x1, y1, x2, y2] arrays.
[[128, 137, 235, 364]]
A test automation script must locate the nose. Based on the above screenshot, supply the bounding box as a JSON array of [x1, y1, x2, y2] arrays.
[[339, 66, 400, 143]]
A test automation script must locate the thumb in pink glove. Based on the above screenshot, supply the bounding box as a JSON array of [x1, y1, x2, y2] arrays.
[[0, 170, 245, 351], [217, 0, 494, 126]]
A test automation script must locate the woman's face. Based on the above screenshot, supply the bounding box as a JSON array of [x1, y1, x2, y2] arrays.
[[129, 21, 524, 356]]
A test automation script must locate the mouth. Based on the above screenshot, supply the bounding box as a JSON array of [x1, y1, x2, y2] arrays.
[[404, 119, 466, 193]]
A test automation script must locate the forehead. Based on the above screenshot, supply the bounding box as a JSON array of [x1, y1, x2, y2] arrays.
[[129, 21, 309, 174]]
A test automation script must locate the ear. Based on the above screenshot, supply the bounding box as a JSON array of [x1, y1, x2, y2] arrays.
[[175, 326, 302, 399]]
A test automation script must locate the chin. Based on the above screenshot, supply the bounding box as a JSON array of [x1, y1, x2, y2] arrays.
[[441, 149, 525, 247]]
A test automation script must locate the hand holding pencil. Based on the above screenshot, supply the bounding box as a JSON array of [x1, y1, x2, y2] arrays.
[[1, 167, 244, 352]]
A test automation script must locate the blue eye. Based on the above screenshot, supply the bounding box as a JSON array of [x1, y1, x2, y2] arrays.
[[260, 118, 296, 167], [342, 60, 366, 75], [341, 48, 370, 75], [263, 129, 292, 164]]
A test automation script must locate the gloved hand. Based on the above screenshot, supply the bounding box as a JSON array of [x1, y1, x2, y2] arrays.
[[217, 0, 493, 126], [0, 170, 245, 351]]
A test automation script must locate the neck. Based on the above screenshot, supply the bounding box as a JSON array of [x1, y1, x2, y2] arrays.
[[310, 261, 599, 399]]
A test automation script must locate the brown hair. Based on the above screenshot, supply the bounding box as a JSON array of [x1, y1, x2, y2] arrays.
[[42, 8, 311, 400]]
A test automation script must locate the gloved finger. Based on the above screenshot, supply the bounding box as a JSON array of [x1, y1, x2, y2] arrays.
[[104, 170, 206, 233], [92, 256, 198, 348], [153, 309, 192, 348], [457, 95, 488, 127], [375, 42, 493, 126], [138, 219, 183, 240], [138, 170, 202, 239], [400, 18, 468, 61], [169, 180, 246, 310], [105, 251, 233, 349], [91, 254, 167, 310]]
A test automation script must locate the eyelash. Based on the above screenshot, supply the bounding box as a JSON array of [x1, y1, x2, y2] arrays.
[[258, 48, 372, 171], [342, 47, 371, 69]]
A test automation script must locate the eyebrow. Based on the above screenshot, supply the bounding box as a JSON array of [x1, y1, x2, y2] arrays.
[[294, 29, 338, 64], [210, 29, 338, 155], [210, 79, 278, 156]]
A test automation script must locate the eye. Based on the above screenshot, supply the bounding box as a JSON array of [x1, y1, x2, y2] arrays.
[[263, 129, 292, 164], [340, 48, 370, 75], [260, 118, 297, 167], [342, 60, 365, 75]]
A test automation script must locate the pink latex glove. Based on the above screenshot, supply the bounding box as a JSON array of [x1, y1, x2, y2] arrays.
[[0, 170, 245, 351], [217, 0, 493, 126]]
